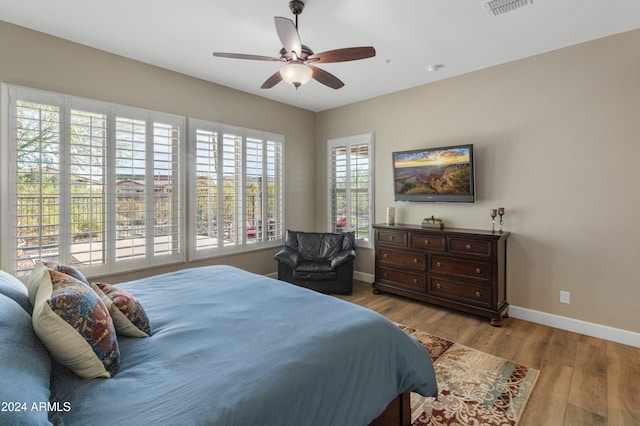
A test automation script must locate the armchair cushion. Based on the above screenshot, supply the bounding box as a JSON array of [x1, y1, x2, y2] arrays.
[[293, 261, 336, 281], [297, 232, 344, 261]]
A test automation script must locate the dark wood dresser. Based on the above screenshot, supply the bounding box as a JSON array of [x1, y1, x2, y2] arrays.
[[373, 223, 509, 326]]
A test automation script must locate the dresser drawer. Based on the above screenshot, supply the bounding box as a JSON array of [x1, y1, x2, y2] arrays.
[[430, 256, 491, 280], [378, 248, 427, 271], [377, 267, 425, 292], [449, 238, 492, 257], [377, 230, 408, 247], [410, 233, 445, 251], [428, 277, 490, 307]]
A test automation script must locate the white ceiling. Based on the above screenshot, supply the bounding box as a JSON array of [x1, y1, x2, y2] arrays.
[[2, 0, 640, 112]]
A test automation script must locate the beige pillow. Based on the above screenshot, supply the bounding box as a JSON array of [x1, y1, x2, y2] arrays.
[[31, 263, 120, 378], [27, 261, 50, 306]]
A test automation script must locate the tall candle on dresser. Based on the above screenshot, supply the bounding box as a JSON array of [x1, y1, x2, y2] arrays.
[[386, 207, 395, 225]]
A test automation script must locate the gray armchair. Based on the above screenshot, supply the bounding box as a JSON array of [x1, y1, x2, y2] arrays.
[[274, 230, 356, 294]]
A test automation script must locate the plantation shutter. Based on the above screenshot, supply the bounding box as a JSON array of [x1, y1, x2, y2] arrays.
[[114, 116, 147, 262], [329, 145, 348, 234], [151, 121, 181, 257], [5, 85, 185, 276], [222, 133, 244, 246], [327, 133, 374, 246], [4, 85, 282, 277], [112, 114, 183, 267], [188, 119, 284, 259], [194, 128, 220, 250], [14, 100, 62, 276], [245, 138, 263, 242], [265, 141, 283, 242], [69, 108, 107, 267], [350, 142, 370, 239]]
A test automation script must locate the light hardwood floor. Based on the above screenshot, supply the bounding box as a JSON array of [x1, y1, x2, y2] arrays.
[[336, 280, 640, 426]]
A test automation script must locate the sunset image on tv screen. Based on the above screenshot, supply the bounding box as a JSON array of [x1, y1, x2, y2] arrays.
[[394, 147, 472, 195]]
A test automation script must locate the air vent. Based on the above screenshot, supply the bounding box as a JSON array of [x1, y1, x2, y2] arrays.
[[482, 0, 533, 16]]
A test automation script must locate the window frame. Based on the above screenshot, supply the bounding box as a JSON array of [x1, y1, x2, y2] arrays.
[[188, 118, 285, 260], [2, 84, 187, 277], [2, 84, 285, 278], [327, 132, 374, 248]]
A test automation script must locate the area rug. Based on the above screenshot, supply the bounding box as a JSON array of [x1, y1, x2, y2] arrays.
[[396, 323, 540, 426]]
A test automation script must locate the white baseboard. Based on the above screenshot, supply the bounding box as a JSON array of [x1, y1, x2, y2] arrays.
[[354, 271, 374, 283], [509, 306, 640, 349]]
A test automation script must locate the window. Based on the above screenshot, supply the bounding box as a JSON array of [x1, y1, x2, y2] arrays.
[[2, 85, 284, 277], [327, 133, 374, 247], [189, 119, 284, 259], [2, 85, 184, 276]]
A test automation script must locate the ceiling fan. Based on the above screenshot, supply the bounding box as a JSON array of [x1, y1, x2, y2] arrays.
[[213, 0, 376, 90]]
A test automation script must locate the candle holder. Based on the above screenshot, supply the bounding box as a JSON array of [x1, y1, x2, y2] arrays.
[[490, 209, 497, 232], [498, 207, 505, 232]]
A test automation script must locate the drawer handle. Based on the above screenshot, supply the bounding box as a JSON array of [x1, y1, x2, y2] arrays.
[[466, 244, 472, 250], [413, 278, 418, 284], [383, 272, 388, 278], [413, 258, 419, 264], [436, 261, 442, 268], [424, 239, 430, 245], [475, 268, 482, 274], [475, 291, 482, 298], [390, 235, 395, 240], [383, 253, 389, 258], [436, 282, 442, 289]]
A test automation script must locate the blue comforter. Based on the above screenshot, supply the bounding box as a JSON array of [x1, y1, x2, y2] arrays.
[[50, 265, 437, 425]]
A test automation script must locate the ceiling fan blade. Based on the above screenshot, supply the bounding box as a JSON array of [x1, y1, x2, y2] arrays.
[[260, 71, 283, 89], [309, 65, 344, 89], [274, 17, 302, 57], [307, 47, 376, 64], [213, 52, 283, 62]]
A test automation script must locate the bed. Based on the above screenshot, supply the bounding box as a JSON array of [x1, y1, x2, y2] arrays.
[[1, 265, 437, 425]]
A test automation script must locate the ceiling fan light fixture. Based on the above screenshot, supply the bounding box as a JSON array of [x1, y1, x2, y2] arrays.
[[280, 63, 312, 88]]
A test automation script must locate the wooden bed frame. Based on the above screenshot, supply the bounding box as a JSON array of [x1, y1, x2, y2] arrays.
[[370, 392, 411, 426]]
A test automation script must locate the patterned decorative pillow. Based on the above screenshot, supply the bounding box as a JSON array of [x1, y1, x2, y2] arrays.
[[27, 261, 89, 306], [91, 282, 152, 338], [30, 263, 120, 378], [42, 260, 90, 285]]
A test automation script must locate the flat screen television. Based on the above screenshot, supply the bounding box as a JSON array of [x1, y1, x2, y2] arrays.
[[392, 144, 475, 203]]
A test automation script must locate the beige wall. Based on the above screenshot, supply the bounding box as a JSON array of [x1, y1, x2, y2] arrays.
[[2, 20, 639, 333], [316, 29, 640, 333], [0, 20, 317, 280]]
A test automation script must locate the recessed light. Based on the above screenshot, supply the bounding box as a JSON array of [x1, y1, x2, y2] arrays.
[[426, 64, 444, 72]]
